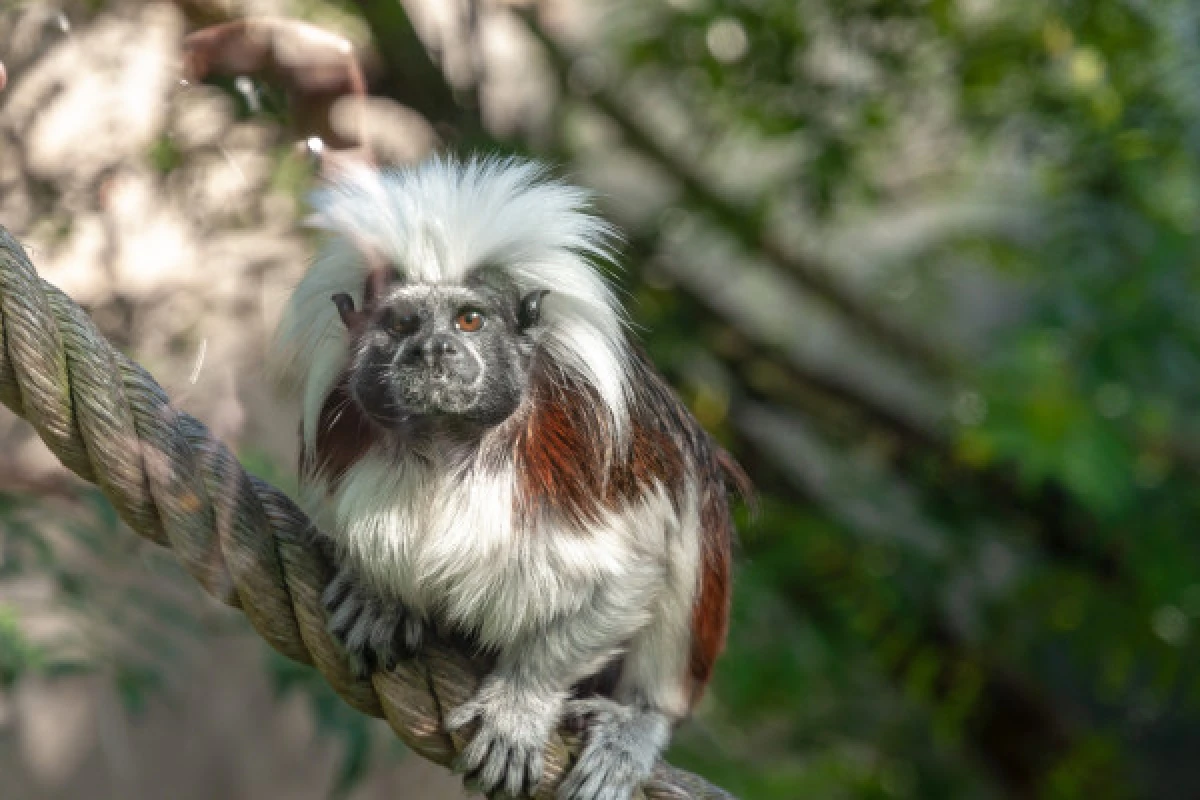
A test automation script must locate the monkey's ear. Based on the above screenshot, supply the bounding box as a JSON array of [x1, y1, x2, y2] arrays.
[[332, 293, 365, 332], [362, 267, 395, 308], [518, 290, 550, 331]]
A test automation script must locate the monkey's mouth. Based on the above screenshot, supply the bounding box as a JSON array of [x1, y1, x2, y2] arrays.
[[350, 368, 482, 427]]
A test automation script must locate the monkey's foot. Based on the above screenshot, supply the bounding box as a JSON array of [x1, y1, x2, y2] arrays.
[[322, 568, 425, 675], [557, 698, 669, 800], [447, 678, 562, 798]]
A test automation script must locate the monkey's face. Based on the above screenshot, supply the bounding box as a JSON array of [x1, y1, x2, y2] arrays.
[[337, 280, 547, 432]]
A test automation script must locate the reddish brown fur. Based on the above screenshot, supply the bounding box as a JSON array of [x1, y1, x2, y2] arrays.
[[304, 380, 375, 490], [687, 480, 735, 706], [514, 369, 686, 530], [514, 378, 608, 527]]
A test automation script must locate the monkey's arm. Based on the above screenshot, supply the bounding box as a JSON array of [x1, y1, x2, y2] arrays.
[[322, 560, 426, 674]]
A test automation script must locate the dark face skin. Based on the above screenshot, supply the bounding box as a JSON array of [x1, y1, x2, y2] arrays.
[[334, 274, 548, 436]]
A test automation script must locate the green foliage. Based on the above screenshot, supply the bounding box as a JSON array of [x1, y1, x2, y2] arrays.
[[0, 605, 45, 688], [0, 487, 203, 713]]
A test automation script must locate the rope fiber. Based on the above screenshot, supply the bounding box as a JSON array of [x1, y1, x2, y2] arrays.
[[0, 225, 735, 800]]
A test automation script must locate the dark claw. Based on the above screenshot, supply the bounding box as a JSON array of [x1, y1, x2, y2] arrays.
[[350, 655, 371, 681], [391, 618, 419, 659], [462, 768, 484, 787], [361, 646, 381, 674]]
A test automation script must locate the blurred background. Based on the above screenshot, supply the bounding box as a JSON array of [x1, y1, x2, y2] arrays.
[[2, 0, 1199, 798]]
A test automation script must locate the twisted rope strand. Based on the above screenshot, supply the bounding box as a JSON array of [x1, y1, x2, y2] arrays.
[[0, 226, 735, 800]]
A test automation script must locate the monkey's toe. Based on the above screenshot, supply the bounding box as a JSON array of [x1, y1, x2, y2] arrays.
[[323, 572, 365, 641], [448, 685, 556, 798], [384, 614, 425, 667], [373, 609, 424, 669], [558, 744, 640, 800], [457, 726, 543, 798], [557, 701, 666, 800]]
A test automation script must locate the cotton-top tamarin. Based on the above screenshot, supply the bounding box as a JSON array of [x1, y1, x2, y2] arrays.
[[272, 156, 743, 800]]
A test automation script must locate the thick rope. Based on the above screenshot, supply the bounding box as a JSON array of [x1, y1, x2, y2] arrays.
[[0, 225, 735, 800]]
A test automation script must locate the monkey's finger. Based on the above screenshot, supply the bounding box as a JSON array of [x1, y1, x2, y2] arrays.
[[445, 702, 480, 733], [402, 615, 424, 650], [367, 610, 400, 669], [326, 591, 364, 639], [455, 727, 494, 773], [329, 614, 358, 643], [459, 737, 497, 786], [502, 745, 528, 798], [466, 737, 509, 793], [521, 747, 543, 798], [510, 751, 532, 798], [390, 614, 423, 660], [556, 768, 582, 800], [562, 743, 622, 800], [320, 572, 353, 613], [343, 598, 380, 653], [568, 763, 610, 800]]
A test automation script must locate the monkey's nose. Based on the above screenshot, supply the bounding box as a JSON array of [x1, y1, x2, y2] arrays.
[[422, 334, 460, 366]]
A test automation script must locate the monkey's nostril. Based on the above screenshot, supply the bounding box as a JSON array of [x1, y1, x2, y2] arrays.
[[428, 335, 458, 360]]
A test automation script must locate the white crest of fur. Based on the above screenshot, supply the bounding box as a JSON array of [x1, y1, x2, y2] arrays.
[[271, 155, 630, 450]]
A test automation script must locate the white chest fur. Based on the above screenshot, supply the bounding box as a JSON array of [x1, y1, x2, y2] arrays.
[[328, 450, 674, 647]]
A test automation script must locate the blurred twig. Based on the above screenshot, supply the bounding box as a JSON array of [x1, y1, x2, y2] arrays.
[[354, 0, 488, 146], [183, 17, 370, 151]]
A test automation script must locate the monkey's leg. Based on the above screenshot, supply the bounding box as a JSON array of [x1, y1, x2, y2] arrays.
[[446, 586, 652, 798], [322, 564, 426, 674], [557, 696, 671, 800], [557, 563, 697, 800]]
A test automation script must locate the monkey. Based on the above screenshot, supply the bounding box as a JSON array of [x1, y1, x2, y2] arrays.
[[271, 156, 744, 800]]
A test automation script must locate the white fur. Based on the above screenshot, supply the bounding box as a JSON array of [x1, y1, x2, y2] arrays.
[[330, 447, 679, 660], [614, 484, 703, 718], [271, 155, 631, 452]]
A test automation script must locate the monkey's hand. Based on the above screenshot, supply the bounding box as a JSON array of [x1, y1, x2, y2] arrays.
[[557, 697, 670, 800], [447, 675, 564, 797], [322, 565, 426, 675]]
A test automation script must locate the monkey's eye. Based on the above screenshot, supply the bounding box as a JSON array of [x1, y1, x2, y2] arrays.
[[381, 309, 419, 336], [455, 309, 485, 333]]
